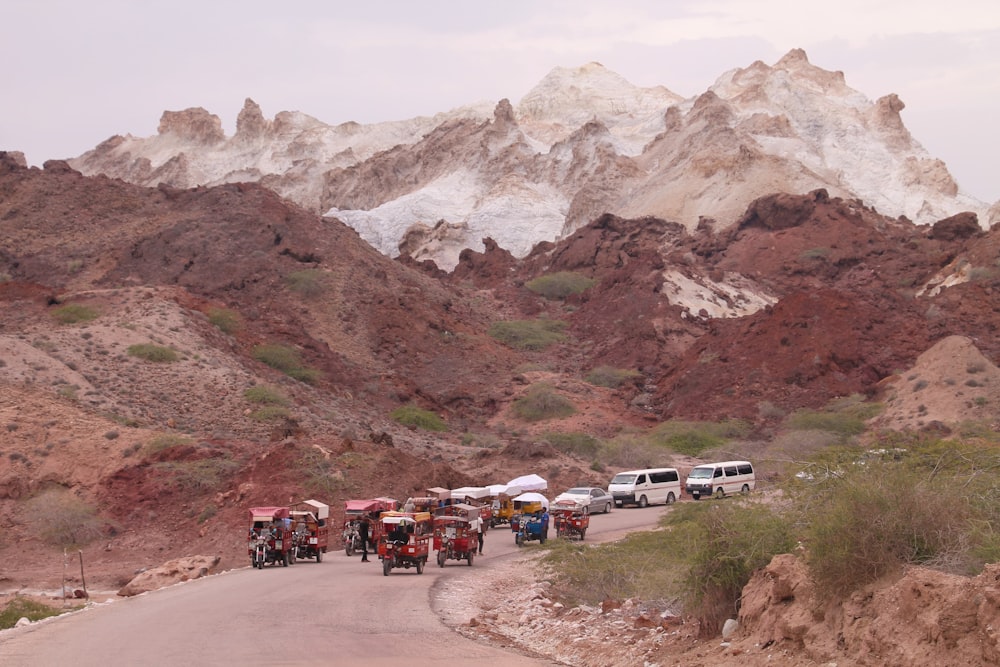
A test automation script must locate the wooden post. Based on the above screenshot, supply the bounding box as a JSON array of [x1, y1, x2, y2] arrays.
[[78, 550, 88, 599], [62, 548, 68, 607]]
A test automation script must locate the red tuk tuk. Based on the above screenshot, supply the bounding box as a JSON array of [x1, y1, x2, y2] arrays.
[[433, 515, 476, 566], [552, 499, 590, 541], [450, 486, 493, 530], [290, 499, 329, 562], [248, 506, 295, 568], [377, 511, 432, 576], [343, 498, 397, 556]]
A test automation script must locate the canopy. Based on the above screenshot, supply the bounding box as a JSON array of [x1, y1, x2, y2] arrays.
[[344, 499, 381, 513], [450, 486, 490, 500], [249, 506, 290, 522], [294, 499, 329, 520], [512, 492, 550, 510], [486, 483, 521, 497], [507, 474, 547, 491], [426, 487, 450, 500]]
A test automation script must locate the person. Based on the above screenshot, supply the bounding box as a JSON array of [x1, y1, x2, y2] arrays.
[[473, 515, 484, 554], [359, 517, 370, 562]]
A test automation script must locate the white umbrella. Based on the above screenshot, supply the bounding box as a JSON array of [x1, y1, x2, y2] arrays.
[[506, 473, 547, 491], [513, 492, 550, 510]]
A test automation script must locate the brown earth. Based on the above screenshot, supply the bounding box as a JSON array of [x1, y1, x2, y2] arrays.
[[2, 153, 1000, 664]]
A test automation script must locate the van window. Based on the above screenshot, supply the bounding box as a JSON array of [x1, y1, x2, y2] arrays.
[[737, 463, 754, 475], [649, 470, 678, 483], [713, 468, 723, 478], [724, 466, 738, 476], [636, 474, 647, 484]]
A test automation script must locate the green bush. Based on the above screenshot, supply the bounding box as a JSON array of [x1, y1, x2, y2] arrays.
[[585, 366, 641, 388], [525, 271, 596, 299], [252, 344, 320, 384], [127, 343, 179, 362], [249, 406, 291, 422], [52, 303, 99, 324], [145, 434, 192, 456], [649, 419, 750, 456], [390, 405, 447, 431], [285, 269, 325, 299], [488, 319, 567, 350], [544, 431, 600, 457], [243, 385, 289, 405], [0, 597, 79, 630], [512, 384, 576, 422], [207, 307, 243, 334]]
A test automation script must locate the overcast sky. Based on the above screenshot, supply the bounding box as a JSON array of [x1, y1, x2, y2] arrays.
[[4, 0, 998, 202]]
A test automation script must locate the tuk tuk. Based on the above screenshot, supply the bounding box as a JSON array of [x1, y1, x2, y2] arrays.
[[486, 483, 521, 527], [248, 506, 295, 568], [511, 492, 549, 546], [450, 486, 493, 530], [432, 515, 476, 566], [343, 498, 396, 556], [289, 499, 329, 562], [552, 499, 589, 541], [378, 511, 432, 576]]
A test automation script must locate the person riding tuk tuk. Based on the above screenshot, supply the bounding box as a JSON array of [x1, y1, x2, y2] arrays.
[[552, 498, 590, 541], [432, 514, 476, 566], [377, 511, 432, 576]]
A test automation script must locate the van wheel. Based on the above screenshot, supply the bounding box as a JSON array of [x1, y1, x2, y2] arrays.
[[638, 495, 648, 508], [715, 487, 725, 499], [741, 484, 750, 495], [665, 492, 675, 505]]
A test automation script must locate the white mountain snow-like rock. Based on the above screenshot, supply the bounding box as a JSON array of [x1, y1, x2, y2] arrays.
[[69, 49, 996, 271]]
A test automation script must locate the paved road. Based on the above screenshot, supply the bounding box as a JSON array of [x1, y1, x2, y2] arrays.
[[0, 504, 668, 666]]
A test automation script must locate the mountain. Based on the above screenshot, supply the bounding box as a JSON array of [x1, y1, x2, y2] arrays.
[[68, 50, 997, 270]]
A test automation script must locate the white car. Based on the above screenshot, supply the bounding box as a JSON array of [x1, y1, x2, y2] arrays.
[[552, 487, 614, 514]]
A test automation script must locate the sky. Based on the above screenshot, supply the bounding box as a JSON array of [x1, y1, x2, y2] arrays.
[[4, 0, 999, 202]]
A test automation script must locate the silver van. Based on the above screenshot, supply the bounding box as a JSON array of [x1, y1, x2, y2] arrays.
[[608, 468, 681, 507], [684, 461, 755, 500]]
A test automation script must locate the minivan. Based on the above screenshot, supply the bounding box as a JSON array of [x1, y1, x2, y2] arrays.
[[684, 461, 755, 499], [608, 468, 681, 507]]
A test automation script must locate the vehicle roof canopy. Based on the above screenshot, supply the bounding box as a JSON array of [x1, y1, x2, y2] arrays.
[[345, 499, 381, 512], [450, 486, 490, 500], [249, 506, 290, 521], [292, 499, 329, 519], [380, 511, 432, 525]]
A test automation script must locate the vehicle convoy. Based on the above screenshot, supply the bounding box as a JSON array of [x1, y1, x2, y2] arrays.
[[289, 499, 329, 562], [378, 511, 432, 576], [609, 468, 681, 507], [552, 486, 614, 514], [248, 506, 296, 568], [552, 499, 589, 540], [685, 460, 756, 499]]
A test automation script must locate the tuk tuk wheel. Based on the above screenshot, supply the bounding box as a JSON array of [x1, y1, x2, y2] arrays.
[[579, 529, 586, 541], [282, 552, 289, 567], [437, 550, 446, 567], [515, 533, 524, 547], [316, 549, 323, 563], [289, 550, 296, 565], [416, 558, 425, 575], [345, 544, 354, 557], [467, 551, 474, 566], [382, 560, 391, 576]]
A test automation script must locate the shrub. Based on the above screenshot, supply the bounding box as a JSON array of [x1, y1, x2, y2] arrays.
[[544, 431, 600, 458], [243, 385, 289, 406], [512, 384, 576, 422], [390, 405, 447, 431], [297, 447, 343, 497], [0, 597, 79, 630], [154, 458, 239, 493], [585, 366, 641, 389], [285, 269, 325, 299], [525, 271, 596, 299], [249, 406, 291, 422], [26, 490, 108, 548], [127, 344, 179, 362], [252, 344, 320, 384], [145, 434, 192, 456], [52, 303, 98, 324], [488, 319, 567, 350], [207, 307, 243, 334], [649, 419, 750, 456]]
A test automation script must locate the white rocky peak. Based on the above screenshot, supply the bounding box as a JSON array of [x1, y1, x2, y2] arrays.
[[68, 50, 996, 274]]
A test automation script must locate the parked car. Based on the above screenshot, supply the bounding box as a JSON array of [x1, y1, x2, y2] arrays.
[[552, 487, 614, 514]]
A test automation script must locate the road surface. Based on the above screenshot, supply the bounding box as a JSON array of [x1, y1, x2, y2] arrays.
[[0, 504, 668, 666]]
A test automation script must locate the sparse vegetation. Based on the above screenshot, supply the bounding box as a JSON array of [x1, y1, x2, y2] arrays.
[[207, 307, 243, 334], [525, 271, 596, 299], [285, 269, 325, 299], [243, 385, 289, 406], [543, 431, 600, 457], [52, 303, 98, 324], [585, 366, 641, 389], [648, 419, 751, 457], [390, 405, 447, 431], [249, 405, 292, 421], [154, 457, 239, 492], [252, 343, 321, 384], [26, 489, 109, 548], [0, 597, 80, 630], [488, 319, 568, 350], [512, 384, 576, 422], [800, 247, 831, 260], [127, 343, 179, 362], [144, 434, 192, 457]]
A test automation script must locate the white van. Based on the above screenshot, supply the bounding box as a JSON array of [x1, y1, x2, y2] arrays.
[[684, 461, 755, 500], [608, 468, 681, 507]]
